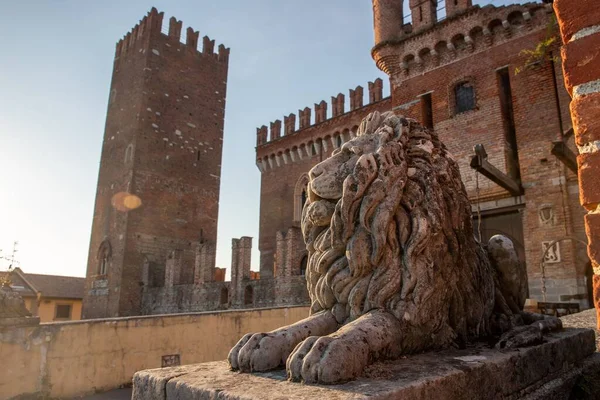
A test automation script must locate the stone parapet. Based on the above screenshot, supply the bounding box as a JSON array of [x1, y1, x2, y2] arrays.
[[133, 328, 598, 400]]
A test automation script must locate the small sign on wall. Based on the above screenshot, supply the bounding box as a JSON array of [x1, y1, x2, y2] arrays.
[[542, 241, 561, 264], [161, 354, 181, 367]]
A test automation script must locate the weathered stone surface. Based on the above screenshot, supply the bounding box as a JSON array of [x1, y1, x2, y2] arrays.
[[132, 328, 597, 400]]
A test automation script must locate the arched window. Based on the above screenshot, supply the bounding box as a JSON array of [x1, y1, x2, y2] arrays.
[[294, 174, 310, 223], [244, 285, 253, 305], [336, 135, 342, 148], [124, 144, 134, 164], [220, 287, 229, 305], [454, 81, 475, 114], [97, 240, 112, 276]]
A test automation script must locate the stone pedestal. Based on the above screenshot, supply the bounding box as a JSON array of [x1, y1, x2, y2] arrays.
[[133, 328, 600, 400]]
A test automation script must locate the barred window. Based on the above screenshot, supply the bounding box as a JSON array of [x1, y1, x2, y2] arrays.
[[455, 81, 475, 114]]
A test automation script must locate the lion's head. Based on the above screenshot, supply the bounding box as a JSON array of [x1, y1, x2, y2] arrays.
[[302, 111, 495, 349]]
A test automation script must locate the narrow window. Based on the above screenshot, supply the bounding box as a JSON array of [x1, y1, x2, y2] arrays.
[[421, 93, 434, 129], [312, 143, 317, 155], [100, 257, 107, 275], [97, 240, 111, 275], [197, 151, 201, 161], [55, 304, 72, 320], [336, 135, 342, 148], [124, 144, 134, 164], [455, 81, 475, 114], [497, 67, 521, 181], [220, 287, 228, 305], [419, 6, 423, 22], [244, 285, 253, 305]]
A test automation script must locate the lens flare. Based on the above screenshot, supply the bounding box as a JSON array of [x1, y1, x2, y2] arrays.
[[111, 192, 142, 212]]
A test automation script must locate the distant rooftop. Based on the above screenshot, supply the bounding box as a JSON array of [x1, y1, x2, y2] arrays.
[[1, 268, 84, 299]]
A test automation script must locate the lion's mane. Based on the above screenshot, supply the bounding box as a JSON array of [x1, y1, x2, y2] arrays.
[[302, 111, 496, 352]]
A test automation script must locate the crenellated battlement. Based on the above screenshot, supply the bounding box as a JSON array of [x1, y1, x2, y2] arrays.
[[115, 7, 230, 64], [372, 2, 551, 79], [256, 78, 385, 147]]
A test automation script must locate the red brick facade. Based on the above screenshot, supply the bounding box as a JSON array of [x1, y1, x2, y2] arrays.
[[257, 1, 591, 307], [82, 8, 229, 318], [554, 0, 600, 325]]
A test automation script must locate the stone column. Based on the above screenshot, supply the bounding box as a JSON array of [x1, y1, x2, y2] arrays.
[[554, 0, 600, 327], [165, 249, 183, 287], [194, 242, 216, 284], [230, 237, 252, 305]]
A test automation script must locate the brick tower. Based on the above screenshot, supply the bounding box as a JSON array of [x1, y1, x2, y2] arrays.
[[82, 8, 229, 318]]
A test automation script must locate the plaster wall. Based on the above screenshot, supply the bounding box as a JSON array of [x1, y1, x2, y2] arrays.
[[0, 305, 309, 399]]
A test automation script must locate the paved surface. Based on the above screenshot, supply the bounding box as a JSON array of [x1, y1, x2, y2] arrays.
[[561, 308, 599, 350], [80, 388, 131, 399]]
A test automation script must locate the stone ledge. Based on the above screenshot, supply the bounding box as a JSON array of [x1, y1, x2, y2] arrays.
[[0, 316, 40, 329], [133, 328, 596, 400]]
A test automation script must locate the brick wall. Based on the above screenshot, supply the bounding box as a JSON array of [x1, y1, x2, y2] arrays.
[[554, 0, 600, 325]]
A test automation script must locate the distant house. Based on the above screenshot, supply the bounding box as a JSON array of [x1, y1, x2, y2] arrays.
[[1, 268, 84, 322]]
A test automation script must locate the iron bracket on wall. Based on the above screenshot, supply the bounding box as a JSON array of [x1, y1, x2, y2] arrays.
[[551, 129, 578, 174], [470, 144, 524, 196], [551, 141, 578, 173]]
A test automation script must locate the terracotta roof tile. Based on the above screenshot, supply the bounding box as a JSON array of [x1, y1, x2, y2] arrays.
[[24, 273, 85, 299]]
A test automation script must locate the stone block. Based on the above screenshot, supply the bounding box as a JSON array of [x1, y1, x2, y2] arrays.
[[561, 33, 600, 95], [571, 92, 600, 146], [585, 213, 600, 265], [554, 0, 600, 43], [133, 328, 596, 400], [578, 152, 600, 208], [593, 275, 600, 316]]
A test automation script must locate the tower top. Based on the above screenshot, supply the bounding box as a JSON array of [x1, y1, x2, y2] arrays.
[[115, 7, 230, 64]]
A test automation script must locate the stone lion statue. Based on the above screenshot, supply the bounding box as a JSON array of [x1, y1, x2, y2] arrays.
[[229, 111, 561, 384]]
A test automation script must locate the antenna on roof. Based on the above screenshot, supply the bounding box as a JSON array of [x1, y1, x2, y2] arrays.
[[0, 241, 20, 271]]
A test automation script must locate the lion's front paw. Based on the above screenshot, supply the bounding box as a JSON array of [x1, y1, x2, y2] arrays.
[[495, 325, 543, 349], [286, 335, 369, 384], [228, 332, 291, 372]]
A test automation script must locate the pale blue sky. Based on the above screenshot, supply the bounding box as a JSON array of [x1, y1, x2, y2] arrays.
[[0, 0, 520, 277]]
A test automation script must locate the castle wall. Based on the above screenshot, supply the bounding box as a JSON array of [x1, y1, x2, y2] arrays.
[[372, 1, 589, 306], [140, 276, 310, 314], [83, 9, 229, 318]]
